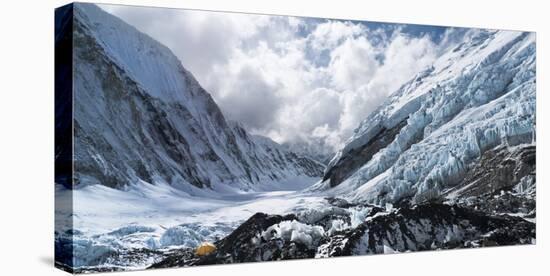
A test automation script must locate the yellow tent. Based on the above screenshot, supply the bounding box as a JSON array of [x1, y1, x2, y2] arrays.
[[195, 242, 217, 256]]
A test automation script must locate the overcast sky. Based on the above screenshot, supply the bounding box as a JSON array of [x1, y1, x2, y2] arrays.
[[100, 4, 467, 154]]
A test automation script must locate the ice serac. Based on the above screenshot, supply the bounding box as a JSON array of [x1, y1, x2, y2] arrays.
[[322, 30, 535, 205], [71, 3, 323, 193]]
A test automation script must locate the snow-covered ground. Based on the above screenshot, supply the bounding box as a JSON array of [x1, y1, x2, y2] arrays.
[[57, 179, 324, 235], [55, 178, 328, 269], [55, 4, 536, 272]]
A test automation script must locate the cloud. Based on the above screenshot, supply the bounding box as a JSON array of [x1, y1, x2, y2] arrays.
[[215, 64, 282, 130], [100, 4, 453, 154], [309, 21, 363, 51], [101, 5, 268, 88], [327, 36, 380, 91]]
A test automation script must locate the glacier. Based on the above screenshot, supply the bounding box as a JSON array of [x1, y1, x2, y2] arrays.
[[55, 3, 536, 273], [320, 29, 535, 205], [56, 3, 328, 271]]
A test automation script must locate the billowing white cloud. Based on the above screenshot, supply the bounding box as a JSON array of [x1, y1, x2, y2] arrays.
[[100, 4, 454, 155], [309, 21, 363, 51]]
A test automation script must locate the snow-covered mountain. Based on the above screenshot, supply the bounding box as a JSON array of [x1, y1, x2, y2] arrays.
[[56, 5, 536, 272], [282, 140, 335, 165], [70, 3, 323, 193], [318, 30, 535, 205]]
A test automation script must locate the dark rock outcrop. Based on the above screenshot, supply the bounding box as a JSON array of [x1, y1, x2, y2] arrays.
[[151, 202, 535, 268], [323, 120, 409, 187], [328, 203, 535, 256], [443, 145, 536, 215]]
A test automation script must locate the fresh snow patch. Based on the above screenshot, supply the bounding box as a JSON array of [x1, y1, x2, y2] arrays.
[[263, 220, 325, 248]]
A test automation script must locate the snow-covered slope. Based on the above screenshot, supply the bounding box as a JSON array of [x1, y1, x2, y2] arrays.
[[282, 141, 335, 165], [71, 3, 323, 193], [319, 30, 535, 205]]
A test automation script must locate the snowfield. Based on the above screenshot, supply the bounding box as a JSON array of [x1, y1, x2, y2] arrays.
[[55, 180, 328, 269], [57, 180, 326, 234], [55, 3, 536, 273], [57, 4, 328, 269]]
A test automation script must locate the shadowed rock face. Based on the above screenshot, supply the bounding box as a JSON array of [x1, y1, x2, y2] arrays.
[[55, 4, 74, 189], [446, 145, 535, 198], [73, 19, 212, 189], [338, 204, 534, 256], [443, 145, 536, 216], [323, 119, 409, 187], [70, 4, 324, 191]]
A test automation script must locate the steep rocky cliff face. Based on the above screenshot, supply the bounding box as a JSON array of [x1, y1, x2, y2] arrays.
[[70, 4, 323, 192]]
